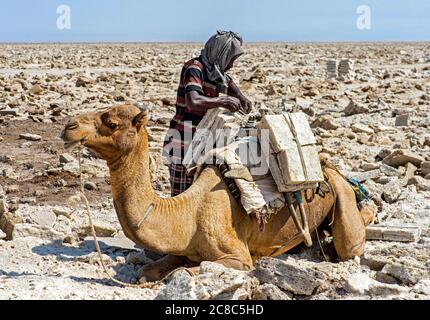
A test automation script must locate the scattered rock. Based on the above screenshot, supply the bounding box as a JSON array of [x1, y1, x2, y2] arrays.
[[75, 252, 113, 266], [251, 283, 292, 300], [407, 176, 430, 191], [76, 76, 95, 87], [29, 84, 44, 95], [412, 280, 430, 295], [77, 222, 117, 238], [345, 273, 372, 295], [155, 270, 207, 300], [343, 100, 369, 116], [29, 210, 57, 228], [12, 223, 64, 241], [368, 280, 409, 296], [380, 163, 401, 177], [404, 162, 418, 181], [349, 169, 381, 183], [382, 178, 401, 203], [382, 150, 425, 168], [346, 273, 409, 296], [126, 250, 152, 265], [352, 123, 374, 135], [19, 133, 42, 141], [59, 153, 76, 164], [395, 114, 409, 127], [83, 233, 137, 251], [380, 263, 426, 285], [311, 116, 339, 130], [254, 257, 326, 295], [421, 161, 430, 176], [84, 182, 97, 191], [52, 207, 72, 218], [196, 262, 258, 300]]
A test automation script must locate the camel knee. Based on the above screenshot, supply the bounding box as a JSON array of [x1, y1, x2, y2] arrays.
[[334, 237, 365, 261]]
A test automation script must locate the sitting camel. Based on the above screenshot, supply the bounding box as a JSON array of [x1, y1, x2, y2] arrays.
[[61, 104, 376, 282]]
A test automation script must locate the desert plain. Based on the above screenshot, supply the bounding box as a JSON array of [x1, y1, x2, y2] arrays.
[[0, 43, 429, 299]]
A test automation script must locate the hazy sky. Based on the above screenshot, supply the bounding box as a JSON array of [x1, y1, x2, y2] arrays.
[[1, 0, 429, 42]]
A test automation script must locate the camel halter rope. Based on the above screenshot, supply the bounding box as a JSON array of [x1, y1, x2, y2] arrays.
[[76, 146, 194, 289]]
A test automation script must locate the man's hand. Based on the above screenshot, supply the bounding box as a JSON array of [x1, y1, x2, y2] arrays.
[[222, 96, 242, 113], [238, 95, 252, 114]]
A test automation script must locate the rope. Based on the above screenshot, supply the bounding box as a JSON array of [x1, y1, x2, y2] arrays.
[[76, 147, 194, 289]]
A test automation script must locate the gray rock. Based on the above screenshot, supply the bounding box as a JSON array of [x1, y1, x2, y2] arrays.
[[155, 270, 208, 300], [382, 150, 425, 168], [404, 162, 418, 181], [29, 210, 57, 228], [76, 76, 95, 87], [77, 221, 117, 238], [346, 273, 409, 296], [380, 163, 401, 177], [84, 182, 97, 191], [395, 114, 409, 127], [346, 273, 372, 295], [412, 280, 430, 295], [407, 176, 430, 191], [19, 133, 42, 141], [311, 116, 339, 131], [0, 109, 20, 116], [126, 250, 152, 265], [377, 176, 398, 185], [59, 153, 76, 164], [368, 281, 409, 296], [421, 161, 430, 176], [360, 254, 389, 271], [254, 257, 326, 295], [349, 169, 381, 183], [196, 262, 258, 300], [75, 252, 113, 266], [352, 123, 374, 134], [12, 223, 64, 241], [83, 233, 137, 251], [52, 207, 72, 218], [382, 178, 401, 203], [343, 100, 369, 116], [380, 262, 427, 285], [29, 84, 43, 95], [251, 283, 292, 300], [378, 148, 393, 160]]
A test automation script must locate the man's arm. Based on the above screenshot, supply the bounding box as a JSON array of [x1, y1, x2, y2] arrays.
[[185, 91, 242, 113], [227, 79, 252, 114]]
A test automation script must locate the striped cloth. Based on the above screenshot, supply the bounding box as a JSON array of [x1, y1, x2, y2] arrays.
[[163, 57, 234, 196]]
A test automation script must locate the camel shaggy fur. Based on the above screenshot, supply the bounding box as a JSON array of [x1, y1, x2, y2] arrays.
[[61, 104, 376, 282]]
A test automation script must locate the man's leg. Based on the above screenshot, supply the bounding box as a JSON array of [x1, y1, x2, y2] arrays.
[[168, 163, 194, 196]]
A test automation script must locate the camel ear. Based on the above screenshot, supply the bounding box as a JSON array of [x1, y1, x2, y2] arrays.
[[132, 110, 149, 131]]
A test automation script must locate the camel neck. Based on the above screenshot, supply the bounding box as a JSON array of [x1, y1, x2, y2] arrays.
[[107, 129, 198, 255]]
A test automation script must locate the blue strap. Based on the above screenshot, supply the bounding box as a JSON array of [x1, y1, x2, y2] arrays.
[[293, 191, 302, 204], [346, 177, 370, 200]]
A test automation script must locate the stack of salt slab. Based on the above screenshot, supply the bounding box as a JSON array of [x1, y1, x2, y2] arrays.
[[338, 59, 354, 79], [183, 108, 241, 169], [258, 112, 324, 192], [326, 59, 338, 79]]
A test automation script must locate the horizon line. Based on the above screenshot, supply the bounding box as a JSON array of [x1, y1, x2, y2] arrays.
[[1, 40, 430, 45]]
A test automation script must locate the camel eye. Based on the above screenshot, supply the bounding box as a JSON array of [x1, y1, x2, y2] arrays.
[[108, 122, 118, 130]]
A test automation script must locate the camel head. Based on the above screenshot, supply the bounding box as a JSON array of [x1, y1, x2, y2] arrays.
[[61, 104, 149, 164]]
